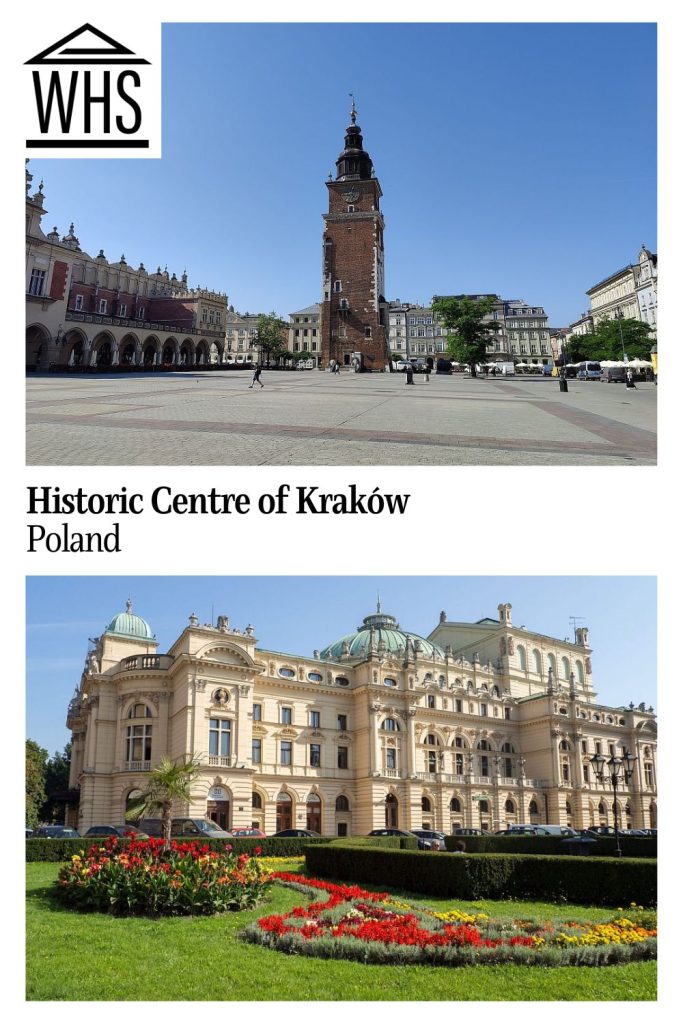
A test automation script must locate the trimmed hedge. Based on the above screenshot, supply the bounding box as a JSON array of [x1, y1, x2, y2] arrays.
[[304, 845, 657, 907], [331, 835, 419, 851], [445, 834, 657, 859], [26, 835, 332, 863]]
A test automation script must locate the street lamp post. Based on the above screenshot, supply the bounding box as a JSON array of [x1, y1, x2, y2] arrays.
[[589, 749, 637, 857], [614, 307, 628, 363]]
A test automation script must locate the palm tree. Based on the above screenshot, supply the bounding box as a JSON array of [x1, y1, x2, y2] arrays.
[[125, 756, 201, 849]]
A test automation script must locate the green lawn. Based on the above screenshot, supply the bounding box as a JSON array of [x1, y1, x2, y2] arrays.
[[26, 863, 656, 1001]]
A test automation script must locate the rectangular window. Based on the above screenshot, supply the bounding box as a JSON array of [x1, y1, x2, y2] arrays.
[[583, 764, 589, 782], [365, 327, 372, 339], [74, 294, 83, 311], [280, 706, 292, 725], [481, 756, 489, 777], [337, 714, 347, 731], [562, 763, 570, 782], [480, 703, 488, 717], [309, 710, 320, 728], [455, 699, 462, 712], [28, 268, 46, 296], [119, 303, 127, 317], [252, 703, 262, 721], [337, 823, 348, 837], [337, 746, 349, 769], [209, 719, 231, 758], [252, 738, 262, 764], [125, 723, 152, 763], [386, 748, 396, 770], [333, 280, 342, 293], [455, 753, 464, 775], [581, 740, 587, 754], [98, 298, 107, 314], [310, 744, 321, 767], [280, 741, 292, 766], [644, 763, 654, 787], [504, 707, 511, 720]]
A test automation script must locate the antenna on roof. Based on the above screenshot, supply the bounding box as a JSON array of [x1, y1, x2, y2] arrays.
[[569, 615, 586, 644]]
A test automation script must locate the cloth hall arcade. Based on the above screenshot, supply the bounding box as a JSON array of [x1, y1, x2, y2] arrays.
[[65, 598, 657, 836]]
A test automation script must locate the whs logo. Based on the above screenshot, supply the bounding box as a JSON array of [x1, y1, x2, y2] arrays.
[[24, 22, 160, 157]]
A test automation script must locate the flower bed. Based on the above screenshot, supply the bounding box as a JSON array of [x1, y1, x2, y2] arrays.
[[56, 836, 271, 916], [241, 874, 657, 967]]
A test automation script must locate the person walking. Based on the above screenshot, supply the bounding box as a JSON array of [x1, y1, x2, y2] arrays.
[[626, 368, 637, 390], [249, 366, 264, 388]]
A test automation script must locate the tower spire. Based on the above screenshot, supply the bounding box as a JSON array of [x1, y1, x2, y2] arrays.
[[349, 93, 357, 124]]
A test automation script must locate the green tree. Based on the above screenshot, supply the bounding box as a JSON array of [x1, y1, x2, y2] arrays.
[[125, 756, 202, 849], [567, 318, 653, 363], [254, 312, 287, 367], [26, 739, 48, 829], [432, 295, 497, 376], [42, 743, 72, 823]]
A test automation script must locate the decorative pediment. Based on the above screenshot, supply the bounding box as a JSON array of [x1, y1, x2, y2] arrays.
[[196, 641, 257, 669], [252, 724, 267, 737], [278, 726, 298, 739]]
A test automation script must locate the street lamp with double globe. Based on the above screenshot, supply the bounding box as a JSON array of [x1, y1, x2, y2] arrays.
[[589, 749, 637, 856]]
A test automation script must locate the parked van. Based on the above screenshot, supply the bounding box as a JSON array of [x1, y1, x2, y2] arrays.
[[576, 361, 602, 380], [601, 366, 626, 383]]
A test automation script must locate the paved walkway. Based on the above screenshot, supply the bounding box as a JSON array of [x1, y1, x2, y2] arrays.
[[26, 370, 657, 466]]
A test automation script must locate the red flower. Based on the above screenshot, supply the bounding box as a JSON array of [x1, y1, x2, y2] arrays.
[[254, 846, 262, 856]]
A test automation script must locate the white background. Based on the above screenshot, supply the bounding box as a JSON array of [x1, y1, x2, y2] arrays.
[[4, 0, 681, 1018]]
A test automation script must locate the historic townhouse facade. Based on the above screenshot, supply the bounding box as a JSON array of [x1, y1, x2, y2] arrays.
[[585, 245, 657, 334], [386, 297, 551, 368], [66, 600, 657, 836], [26, 164, 228, 371], [288, 304, 321, 361]]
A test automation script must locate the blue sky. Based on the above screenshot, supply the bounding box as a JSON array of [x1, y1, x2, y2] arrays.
[[29, 22, 656, 327], [26, 576, 656, 755]]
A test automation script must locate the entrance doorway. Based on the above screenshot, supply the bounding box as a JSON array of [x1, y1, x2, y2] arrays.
[[385, 793, 398, 828], [276, 793, 293, 831], [206, 785, 230, 831], [306, 794, 322, 833]]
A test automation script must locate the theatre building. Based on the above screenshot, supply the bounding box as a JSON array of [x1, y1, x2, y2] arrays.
[[66, 600, 657, 835]]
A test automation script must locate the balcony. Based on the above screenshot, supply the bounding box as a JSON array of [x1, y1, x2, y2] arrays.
[[118, 654, 174, 673], [123, 760, 151, 772]]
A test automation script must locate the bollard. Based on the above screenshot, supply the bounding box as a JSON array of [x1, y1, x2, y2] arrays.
[[559, 379, 568, 393]]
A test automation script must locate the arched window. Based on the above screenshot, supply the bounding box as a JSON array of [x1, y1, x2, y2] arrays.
[[276, 792, 293, 831], [561, 657, 570, 680], [127, 702, 152, 718], [529, 799, 539, 816], [381, 717, 400, 731], [598, 801, 607, 816], [335, 795, 350, 812], [548, 654, 557, 675], [125, 788, 144, 820], [453, 736, 464, 748], [425, 734, 438, 746], [421, 796, 432, 812], [450, 797, 461, 813], [575, 661, 584, 685], [252, 792, 262, 809], [491, 685, 500, 697], [559, 739, 571, 751], [517, 646, 527, 671], [501, 741, 515, 777], [504, 799, 516, 814], [533, 649, 542, 674], [480, 800, 489, 813]]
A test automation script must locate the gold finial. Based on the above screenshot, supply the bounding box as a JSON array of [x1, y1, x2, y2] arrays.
[[349, 92, 357, 124]]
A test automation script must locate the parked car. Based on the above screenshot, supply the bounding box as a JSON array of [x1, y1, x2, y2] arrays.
[[31, 826, 80, 839], [368, 828, 415, 839], [271, 829, 320, 838], [411, 829, 446, 850], [140, 817, 232, 839], [451, 827, 490, 836], [585, 825, 641, 838], [25, 828, 34, 838], [504, 824, 577, 837], [81, 825, 149, 839], [229, 828, 266, 838]]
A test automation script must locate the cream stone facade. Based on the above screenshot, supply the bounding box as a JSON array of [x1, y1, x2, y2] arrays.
[[66, 600, 657, 836], [26, 165, 228, 371], [585, 246, 657, 333]]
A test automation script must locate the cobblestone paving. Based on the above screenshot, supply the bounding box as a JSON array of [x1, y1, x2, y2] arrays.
[[26, 370, 657, 466]]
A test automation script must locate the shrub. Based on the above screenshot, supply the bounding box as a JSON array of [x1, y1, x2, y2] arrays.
[[331, 835, 419, 851], [27, 835, 332, 862], [56, 836, 271, 916], [303, 846, 657, 907], [444, 834, 656, 858]]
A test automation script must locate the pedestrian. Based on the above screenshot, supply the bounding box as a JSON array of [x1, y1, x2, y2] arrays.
[[430, 840, 441, 851], [249, 366, 264, 388], [626, 368, 637, 390], [406, 364, 415, 385], [452, 841, 466, 854]]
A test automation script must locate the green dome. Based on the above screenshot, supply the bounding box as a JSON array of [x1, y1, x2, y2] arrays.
[[320, 605, 444, 661], [105, 600, 154, 639]]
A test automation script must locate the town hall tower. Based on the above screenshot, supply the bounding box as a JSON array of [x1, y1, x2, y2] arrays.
[[320, 102, 389, 370]]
